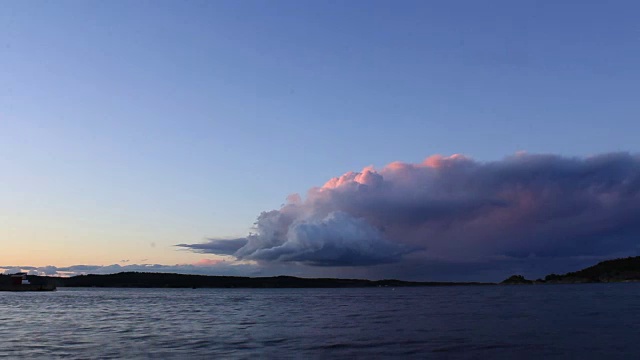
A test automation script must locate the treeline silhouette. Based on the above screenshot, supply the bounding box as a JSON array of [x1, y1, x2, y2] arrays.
[[6, 256, 640, 288], [545, 256, 640, 283], [502, 256, 640, 284], [0, 272, 489, 288]]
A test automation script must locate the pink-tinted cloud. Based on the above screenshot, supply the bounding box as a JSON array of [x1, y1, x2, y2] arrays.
[[193, 258, 222, 267], [179, 152, 640, 274]]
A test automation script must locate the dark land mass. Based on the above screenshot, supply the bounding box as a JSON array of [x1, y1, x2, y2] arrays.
[[501, 256, 640, 284], [0, 272, 490, 289], [3, 256, 640, 289]]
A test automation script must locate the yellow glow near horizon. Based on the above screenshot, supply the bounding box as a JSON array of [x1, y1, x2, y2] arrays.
[[1, 214, 213, 267]]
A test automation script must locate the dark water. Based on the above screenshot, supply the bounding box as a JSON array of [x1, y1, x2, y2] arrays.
[[1, 284, 640, 359]]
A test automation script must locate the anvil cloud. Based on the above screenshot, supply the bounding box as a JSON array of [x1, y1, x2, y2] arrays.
[[179, 153, 640, 270]]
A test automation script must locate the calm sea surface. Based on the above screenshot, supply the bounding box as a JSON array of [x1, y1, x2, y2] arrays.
[[1, 284, 640, 359]]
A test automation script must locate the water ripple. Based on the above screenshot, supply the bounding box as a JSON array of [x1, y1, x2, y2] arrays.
[[2, 285, 640, 358]]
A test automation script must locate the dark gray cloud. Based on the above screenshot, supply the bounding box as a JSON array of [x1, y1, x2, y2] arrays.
[[239, 211, 412, 266], [178, 152, 640, 275], [177, 238, 248, 255]]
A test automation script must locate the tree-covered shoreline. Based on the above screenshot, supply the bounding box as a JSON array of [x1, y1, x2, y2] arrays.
[[5, 256, 640, 288]]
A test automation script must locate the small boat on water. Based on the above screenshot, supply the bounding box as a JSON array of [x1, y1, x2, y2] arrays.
[[0, 273, 56, 292]]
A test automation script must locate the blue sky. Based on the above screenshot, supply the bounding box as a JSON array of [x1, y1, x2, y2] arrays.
[[2, 1, 640, 279]]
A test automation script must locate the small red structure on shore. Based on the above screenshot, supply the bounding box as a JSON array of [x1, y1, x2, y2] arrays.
[[10, 273, 30, 286], [1, 273, 55, 291]]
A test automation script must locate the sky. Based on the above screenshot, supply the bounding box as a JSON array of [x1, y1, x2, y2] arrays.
[[2, 1, 640, 281]]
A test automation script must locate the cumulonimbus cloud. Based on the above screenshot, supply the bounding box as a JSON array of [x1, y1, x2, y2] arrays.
[[178, 152, 640, 267]]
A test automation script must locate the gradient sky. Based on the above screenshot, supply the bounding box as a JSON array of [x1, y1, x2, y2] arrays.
[[2, 1, 640, 280]]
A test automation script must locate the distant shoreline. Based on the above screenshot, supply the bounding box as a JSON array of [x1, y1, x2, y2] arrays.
[[500, 256, 640, 285], [1, 272, 493, 289], [4, 256, 640, 289]]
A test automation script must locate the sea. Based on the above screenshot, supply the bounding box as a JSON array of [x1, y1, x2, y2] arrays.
[[1, 284, 640, 359]]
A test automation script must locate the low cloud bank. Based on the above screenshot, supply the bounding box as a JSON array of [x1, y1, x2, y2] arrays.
[[179, 152, 640, 271], [1, 262, 260, 277]]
